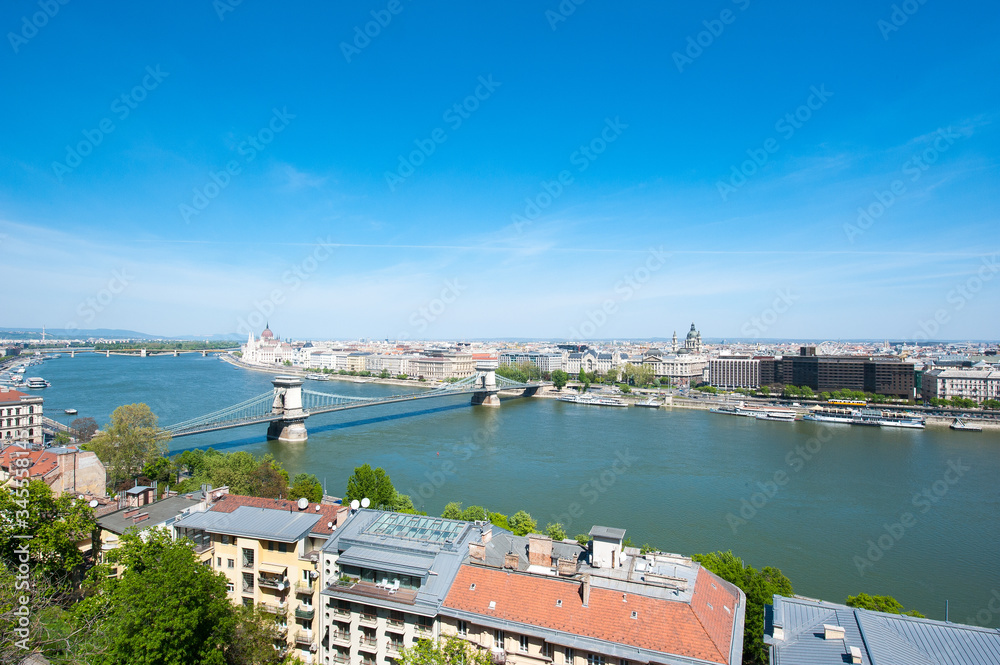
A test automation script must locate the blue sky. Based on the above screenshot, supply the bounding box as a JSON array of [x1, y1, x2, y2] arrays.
[[1, 1, 998, 341]]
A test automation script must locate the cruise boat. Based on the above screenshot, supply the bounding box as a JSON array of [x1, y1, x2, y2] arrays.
[[558, 393, 628, 407], [950, 418, 983, 432], [805, 407, 924, 429], [64, 408, 78, 415], [710, 401, 797, 421], [26, 377, 50, 389], [803, 407, 858, 425]]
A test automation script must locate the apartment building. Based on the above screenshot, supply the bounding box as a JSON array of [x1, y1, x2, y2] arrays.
[[499, 351, 564, 373], [0, 443, 106, 497], [641, 353, 708, 387], [408, 352, 475, 380], [364, 354, 412, 376], [173, 494, 347, 663], [708, 356, 760, 389], [317, 511, 745, 665], [922, 367, 1000, 402], [0, 387, 43, 444]]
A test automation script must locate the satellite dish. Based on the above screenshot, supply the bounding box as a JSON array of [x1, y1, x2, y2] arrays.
[[360, 497, 371, 508], [89, 499, 99, 508], [297, 497, 309, 510], [327, 522, 334, 529], [350, 499, 360, 510]]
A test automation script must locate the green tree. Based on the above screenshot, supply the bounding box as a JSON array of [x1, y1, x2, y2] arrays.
[[545, 522, 567, 541], [578, 368, 587, 384], [81, 529, 236, 665], [760, 385, 770, 396], [344, 464, 397, 509], [509, 510, 537, 536], [441, 502, 463, 520], [389, 492, 419, 514], [379, 369, 390, 379], [692, 551, 793, 665], [288, 473, 324, 503], [89, 403, 170, 490], [845, 593, 925, 617], [461, 506, 487, 522], [488, 512, 510, 530], [575, 533, 591, 547], [398, 635, 493, 665], [551, 370, 569, 391], [0, 480, 96, 587]]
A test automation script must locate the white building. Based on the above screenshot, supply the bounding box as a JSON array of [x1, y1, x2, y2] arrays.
[[242, 325, 295, 365], [922, 368, 1000, 402], [709, 356, 760, 389]]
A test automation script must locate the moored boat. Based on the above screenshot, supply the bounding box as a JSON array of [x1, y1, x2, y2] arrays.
[[950, 418, 983, 432]]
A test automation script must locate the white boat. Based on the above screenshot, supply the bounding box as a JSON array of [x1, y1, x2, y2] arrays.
[[558, 393, 628, 407], [950, 418, 983, 432], [736, 404, 797, 421], [64, 408, 78, 415], [633, 397, 661, 408], [26, 377, 50, 389], [805, 407, 924, 429], [754, 410, 798, 422]]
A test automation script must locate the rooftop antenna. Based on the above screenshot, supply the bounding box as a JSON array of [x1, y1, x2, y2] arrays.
[[945, 599, 949, 622]]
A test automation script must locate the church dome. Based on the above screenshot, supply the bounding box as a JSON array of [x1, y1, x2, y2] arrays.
[[261, 324, 274, 340], [686, 323, 699, 340]]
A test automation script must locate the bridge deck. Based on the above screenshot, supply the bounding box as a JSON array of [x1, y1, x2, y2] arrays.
[[167, 381, 543, 438]]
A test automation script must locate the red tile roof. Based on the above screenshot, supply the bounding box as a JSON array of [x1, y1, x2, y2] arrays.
[[443, 565, 738, 664], [0, 389, 29, 403], [208, 493, 347, 534], [0, 447, 59, 479]]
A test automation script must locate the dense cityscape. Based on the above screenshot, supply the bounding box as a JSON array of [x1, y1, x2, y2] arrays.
[[4, 2, 1000, 665]]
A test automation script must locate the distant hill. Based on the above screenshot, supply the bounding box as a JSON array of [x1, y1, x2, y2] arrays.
[[0, 328, 241, 342]]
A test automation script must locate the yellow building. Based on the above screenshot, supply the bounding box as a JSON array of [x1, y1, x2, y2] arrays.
[[174, 494, 346, 663]]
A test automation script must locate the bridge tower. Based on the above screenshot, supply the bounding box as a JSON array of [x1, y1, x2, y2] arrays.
[[471, 360, 501, 407], [267, 376, 309, 442]]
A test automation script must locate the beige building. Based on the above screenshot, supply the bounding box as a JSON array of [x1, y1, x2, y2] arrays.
[[173, 494, 347, 663], [0, 443, 106, 498], [0, 387, 43, 444], [408, 352, 475, 381], [709, 356, 760, 389], [922, 367, 1000, 402], [318, 512, 745, 665]]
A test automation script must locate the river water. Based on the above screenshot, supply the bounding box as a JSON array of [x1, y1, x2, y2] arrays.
[[34, 352, 1000, 626]]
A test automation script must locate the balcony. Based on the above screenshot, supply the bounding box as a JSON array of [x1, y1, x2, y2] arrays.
[[359, 612, 378, 626], [491, 649, 507, 665], [299, 549, 321, 563], [295, 580, 314, 595], [294, 606, 315, 621], [359, 636, 378, 652], [275, 624, 288, 637], [257, 576, 288, 590], [388, 640, 404, 655], [326, 578, 418, 605], [293, 630, 315, 647], [331, 654, 349, 665], [261, 602, 287, 615], [329, 629, 351, 645], [332, 605, 351, 618], [415, 623, 433, 637], [386, 616, 405, 631]]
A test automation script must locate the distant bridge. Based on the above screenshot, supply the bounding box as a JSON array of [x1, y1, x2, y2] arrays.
[[164, 362, 544, 442]]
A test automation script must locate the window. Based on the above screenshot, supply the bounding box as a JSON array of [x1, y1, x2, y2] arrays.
[[279, 542, 287, 553], [221, 535, 230, 545], [457, 620, 467, 636], [226, 581, 235, 593], [494, 630, 504, 649], [242, 597, 253, 607], [242, 548, 254, 568], [564, 648, 574, 664], [587, 656, 604, 665], [520, 635, 529, 653], [267, 541, 274, 551], [217, 557, 222, 567], [542, 643, 552, 660], [227, 558, 234, 569], [242, 572, 254, 593]]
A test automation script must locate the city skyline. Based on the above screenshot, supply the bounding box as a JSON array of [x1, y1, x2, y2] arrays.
[[2, 2, 998, 340]]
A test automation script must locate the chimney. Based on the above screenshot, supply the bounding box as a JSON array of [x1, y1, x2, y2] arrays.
[[527, 533, 553, 567], [557, 557, 577, 576], [849, 646, 862, 664], [823, 624, 845, 640], [581, 575, 591, 607], [469, 541, 486, 563], [481, 527, 493, 544], [503, 552, 519, 570], [122, 508, 140, 519]]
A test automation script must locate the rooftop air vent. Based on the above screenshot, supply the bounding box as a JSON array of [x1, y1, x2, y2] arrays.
[[630, 611, 638, 619], [470, 583, 476, 590], [556, 600, 562, 607], [488, 601, 496, 610]]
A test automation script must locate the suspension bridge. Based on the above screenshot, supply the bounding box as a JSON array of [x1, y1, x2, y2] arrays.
[[164, 362, 544, 442]]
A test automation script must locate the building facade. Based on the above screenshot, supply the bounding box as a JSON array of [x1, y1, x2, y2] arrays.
[[173, 493, 347, 663], [408, 352, 475, 380], [242, 325, 296, 365], [922, 368, 1000, 402], [316, 510, 746, 665], [499, 351, 564, 373], [0, 387, 43, 444], [708, 356, 760, 389], [0, 443, 106, 497]]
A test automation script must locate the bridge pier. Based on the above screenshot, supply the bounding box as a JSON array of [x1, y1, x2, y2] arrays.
[[201, 350, 207, 357], [471, 360, 501, 408], [268, 376, 309, 442]]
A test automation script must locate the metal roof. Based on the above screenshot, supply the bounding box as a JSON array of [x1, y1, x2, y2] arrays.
[[767, 595, 1000, 665], [363, 512, 466, 544], [97, 493, 205, 535], [336, 545, 435, 577], [173, 505, 320, 542], [589, 525, 627, 540]]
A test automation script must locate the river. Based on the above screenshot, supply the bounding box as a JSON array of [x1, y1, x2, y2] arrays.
[[32, 352, 1000, 626]]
